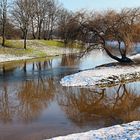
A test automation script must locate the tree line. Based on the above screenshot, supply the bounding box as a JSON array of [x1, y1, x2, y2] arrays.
[[0, 0, 63, 49], [0, 0, 140, 62]]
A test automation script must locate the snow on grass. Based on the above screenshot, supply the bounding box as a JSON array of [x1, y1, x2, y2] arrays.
[[29, 40, 80, 56], [36, 47, 80, 56], [0, 54, 33, 63], [38, 46, 80, 56], [0, 47, 78, 63], [61, 54, 140, 87], [48, 121, 140, 140], [0, 41, 81, 63]]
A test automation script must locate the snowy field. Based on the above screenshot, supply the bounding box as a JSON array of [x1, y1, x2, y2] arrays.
[[48, 121, 140, 140], [61, 54, 140, 87]]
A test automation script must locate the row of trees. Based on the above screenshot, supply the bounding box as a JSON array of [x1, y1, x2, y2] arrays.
[[57, 8, 140, 62], [0, 0, 140, 62], [0, 0, 62, 48]]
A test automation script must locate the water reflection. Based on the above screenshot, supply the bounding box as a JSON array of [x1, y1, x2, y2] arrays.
[[17, 78, 54, 123], [0, 77, 55, 123], [58, 84, 140, 127], [0, 83, 13, 123], [0, 50, 140, 139], [61, 54, 80, 66]]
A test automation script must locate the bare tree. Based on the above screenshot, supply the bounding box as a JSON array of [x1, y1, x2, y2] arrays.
[[44, 0, 61, 40], [12, 0, 31, 49], [57, 8, 73, 45], [34, 0, 49, 39], [80, 8, 140, 63], [0, 0, 7, 46], [57, 9, 84, 46], [29, 0, 37, 39]]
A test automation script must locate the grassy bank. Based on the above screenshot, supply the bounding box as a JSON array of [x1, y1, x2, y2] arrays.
[[0, 39, 80, 58], [38, 40, 64, 48]]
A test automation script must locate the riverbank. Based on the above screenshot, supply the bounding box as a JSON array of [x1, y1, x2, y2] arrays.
[[61, 54, 140, 88], [48, 121, 140, 140], [0, 54, 34, 63], [0, 40, 80, 63]]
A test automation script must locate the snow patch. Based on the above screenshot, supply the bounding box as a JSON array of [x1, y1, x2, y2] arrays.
[[47, 121, 140, 140], [130, 54, 140, 60], [0, 54, 33, 63], [60, 54, 140, 87], [61, 64, 140, 87]]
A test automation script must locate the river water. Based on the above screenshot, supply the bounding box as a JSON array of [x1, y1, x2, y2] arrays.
[[0, 50, 140, 140]]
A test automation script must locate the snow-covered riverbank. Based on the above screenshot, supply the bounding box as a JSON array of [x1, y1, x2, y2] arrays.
[[48, 121, 140, 140], [61, 54, 140, 87], [0, 42, 81, 63], [0, 54, 34, 63], [0, 48, 79, 63]]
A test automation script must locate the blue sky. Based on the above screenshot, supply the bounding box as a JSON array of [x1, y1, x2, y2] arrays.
[[59, 0, 140, 11]]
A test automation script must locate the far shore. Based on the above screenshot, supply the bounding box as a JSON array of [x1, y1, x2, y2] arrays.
[[0, 39, 80, 63]]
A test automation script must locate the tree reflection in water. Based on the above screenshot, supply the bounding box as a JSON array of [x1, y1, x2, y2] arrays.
[[0, 54, 140, 134], [17, 77, 55, 123], [57, 84, 140, 127], [0, 59, 58, 123], [61, 54, 79, 66], [0, 77, 55, 123], [0, 83, 13, 123], [0, 56, 78, 124]]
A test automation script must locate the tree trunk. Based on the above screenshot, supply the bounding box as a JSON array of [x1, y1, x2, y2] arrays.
[[38, 21, 42, 40], [38, 26, 41, 40], [95, 31, 133, 63], [103, 46, 133, 63], [38, 27, 41, 40], [24, 38, 26, 49], [121, 55, 133, 63], [2, 32, 5, 47], [1, 0, 7, 47], [43, 22, 47, 40], [48, 27, 53, 40], [43, 31, 47, 40], [31, 20, 36, 39], [2, 19, 6, 46], [23, 29, 27, 49]]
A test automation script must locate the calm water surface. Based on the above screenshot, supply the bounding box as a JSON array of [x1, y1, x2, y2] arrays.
[[0, 50, 140, 140]]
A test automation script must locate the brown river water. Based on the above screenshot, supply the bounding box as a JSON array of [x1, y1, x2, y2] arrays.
[[0, 50, 140, 140]]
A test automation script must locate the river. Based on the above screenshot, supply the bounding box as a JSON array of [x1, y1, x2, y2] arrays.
[[0, 50, 140, 140]]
